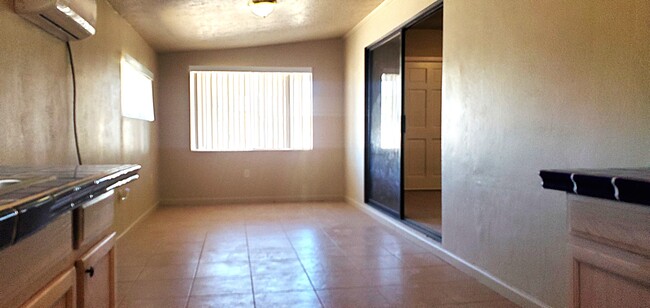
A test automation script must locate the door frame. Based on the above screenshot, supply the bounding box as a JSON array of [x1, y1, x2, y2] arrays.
[[364, 1, 444, 239]]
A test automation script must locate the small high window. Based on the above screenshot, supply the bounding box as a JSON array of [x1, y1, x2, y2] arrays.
[[189, 68, 313, 152], [120, 55, 154, 121]]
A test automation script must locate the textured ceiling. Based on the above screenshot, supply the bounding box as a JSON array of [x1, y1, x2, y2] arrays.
[[107, 0, 385, 52]]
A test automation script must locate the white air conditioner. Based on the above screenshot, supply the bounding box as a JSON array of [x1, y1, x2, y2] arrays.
[[15, 0, 97, 41]]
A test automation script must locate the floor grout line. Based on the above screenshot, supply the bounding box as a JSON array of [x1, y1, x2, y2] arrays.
[[244, 223, 257, 308], [184, 231, 207, 308], [115, 202, 519, 307], [287, 228, 326, 308]]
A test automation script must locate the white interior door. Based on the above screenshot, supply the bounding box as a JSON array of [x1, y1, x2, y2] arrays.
[[404, 60, 442, 190]]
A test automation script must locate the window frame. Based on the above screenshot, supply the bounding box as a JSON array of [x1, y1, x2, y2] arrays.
[[188, 66, 314, 153], [120, 54, 155, 122]]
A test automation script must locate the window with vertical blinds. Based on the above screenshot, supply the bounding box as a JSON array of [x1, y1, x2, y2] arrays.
[[189, 68, 313, 152]]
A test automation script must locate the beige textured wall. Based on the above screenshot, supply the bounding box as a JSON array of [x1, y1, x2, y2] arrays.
[[158, 39, 344, 204], [345, 0, 650, 307], [0, 0, 159, 234], [443, 1, 650, 306]]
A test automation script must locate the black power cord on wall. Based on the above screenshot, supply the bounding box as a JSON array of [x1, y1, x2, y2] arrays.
[[65, 41, 83, 166]]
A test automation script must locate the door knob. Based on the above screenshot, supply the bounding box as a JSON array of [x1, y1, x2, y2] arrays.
[[85, 267, 95, 277], [117, 188, 130, 201]]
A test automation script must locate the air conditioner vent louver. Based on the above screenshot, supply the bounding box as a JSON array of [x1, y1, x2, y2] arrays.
[[15, 0, 97, 41]]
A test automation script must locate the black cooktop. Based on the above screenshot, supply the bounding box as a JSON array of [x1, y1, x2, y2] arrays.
[[0, 165, 140, 250], [539, 167, 650, 206]]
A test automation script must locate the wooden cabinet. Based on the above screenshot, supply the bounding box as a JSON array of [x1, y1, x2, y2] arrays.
[[0, 166, 137, 308], [1, 192, 118, 308], [21, 268, 76, 308], [568, 195, 650, 307], [75, 233, 116, 308]]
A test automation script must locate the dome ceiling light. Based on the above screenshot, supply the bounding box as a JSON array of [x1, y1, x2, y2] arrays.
[[248, 0, 277, 18]]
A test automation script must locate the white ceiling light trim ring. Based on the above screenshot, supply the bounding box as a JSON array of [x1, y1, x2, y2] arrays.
[[248, 0, 277, 18]]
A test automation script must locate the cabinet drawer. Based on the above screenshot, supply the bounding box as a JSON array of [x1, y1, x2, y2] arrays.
[[568, 195, 650, 257], [74, 191, 114, 249], [0, 212, 73, 308]]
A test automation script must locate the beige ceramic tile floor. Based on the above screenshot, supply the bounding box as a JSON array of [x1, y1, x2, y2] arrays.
[[116, 202, 519, 308]]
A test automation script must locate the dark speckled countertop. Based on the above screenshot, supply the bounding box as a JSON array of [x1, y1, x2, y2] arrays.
[[0, 165, 140, 250], [539, 167, 650, 206]]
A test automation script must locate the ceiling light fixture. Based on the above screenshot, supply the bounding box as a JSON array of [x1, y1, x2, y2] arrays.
[[248, 0, 277, 18]]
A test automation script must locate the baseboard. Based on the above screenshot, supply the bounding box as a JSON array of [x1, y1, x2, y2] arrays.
[[116, 201, 158, 241], [161, 195, 344, 206], [345, 196, 549, 308]]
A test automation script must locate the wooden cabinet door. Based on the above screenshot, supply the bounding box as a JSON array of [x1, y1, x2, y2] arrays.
[[571, 239, 650, 307], [568, 196, 650, 307], [75, 233, 116, 308], [21, 268, 76, 308]]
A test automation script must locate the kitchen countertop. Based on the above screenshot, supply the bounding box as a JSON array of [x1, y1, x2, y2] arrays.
[[0, 165, 140, 250], [539, 167, 650, 206]]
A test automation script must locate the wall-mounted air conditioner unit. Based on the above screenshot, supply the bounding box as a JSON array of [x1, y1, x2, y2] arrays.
[[15, 0, 97, 41]]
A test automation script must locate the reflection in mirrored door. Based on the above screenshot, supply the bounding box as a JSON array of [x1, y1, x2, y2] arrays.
[[403, 7, 444, 239], [365, 33, 403, 216]]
